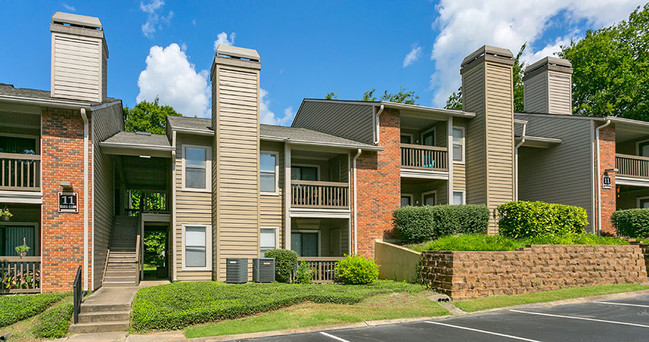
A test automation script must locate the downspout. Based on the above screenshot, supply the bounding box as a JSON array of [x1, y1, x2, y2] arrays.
[[595, 120, 612, 236], [352, 148, 362, 254], [80, 108, 89, 291], [171, 130, 177, 281], [514, 122, 527, 201], [373, 105, 384, 145]]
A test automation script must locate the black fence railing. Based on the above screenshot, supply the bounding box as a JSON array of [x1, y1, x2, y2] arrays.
[[73, 265, 85, 324]]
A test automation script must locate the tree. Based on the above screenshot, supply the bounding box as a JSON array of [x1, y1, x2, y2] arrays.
[[324, 92, 338, 100], [123, 97, 182, 134], [445, 43, 527, 112], [559, 4, 648, 120], [361, 86, 419, 104]]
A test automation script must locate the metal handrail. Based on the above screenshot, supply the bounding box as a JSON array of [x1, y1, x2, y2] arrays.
[[72, 265, 85, 324], [135, 233, 141, 285]]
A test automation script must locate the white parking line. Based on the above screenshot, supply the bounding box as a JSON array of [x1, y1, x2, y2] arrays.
[[510, 309, 649, 329], [592, 301, 649, 308], [424, 321, 542, 342], [319, 331, 350, 342]]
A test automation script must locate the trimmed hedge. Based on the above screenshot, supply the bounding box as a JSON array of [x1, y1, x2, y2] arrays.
[[31, 302, 73, 339], [131, 280, 425, 331], [335, 254, 379, 285], [612, 209, 649, 238], [497, 201, 588, 239], [263, 249, 298, 283], [393, 205, 490, 243], [0, 292, 68, 328]]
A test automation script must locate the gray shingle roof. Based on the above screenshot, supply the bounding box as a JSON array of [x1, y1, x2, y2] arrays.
[[0, 83, 119, 105], [102, 131, 171, 148], [167, 116, 212, 132]]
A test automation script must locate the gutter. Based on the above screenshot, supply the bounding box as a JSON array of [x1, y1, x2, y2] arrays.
[[373, 104, 385, 145], [595, 119, 612, 236], [352, 148, 362, 254], [80, 108, 89, 291], [0, 95, 93, 110], [171, 131, 177, 282], [514, 121, 527, 200]]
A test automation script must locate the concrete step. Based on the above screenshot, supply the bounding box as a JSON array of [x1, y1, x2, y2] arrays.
[[106, 263, 137, 269], [70, 321, 129, 333], [80, 303, 131, 313], [104, 275, 137, 282], [103, 282, 138, 287], [104, 271, 138, 278], [78, 311, 130, 323]]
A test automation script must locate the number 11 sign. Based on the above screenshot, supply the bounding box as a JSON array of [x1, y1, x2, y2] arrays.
[[58, 192, 78, 213]]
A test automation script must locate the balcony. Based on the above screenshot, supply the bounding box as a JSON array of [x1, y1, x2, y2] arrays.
[[401, 144, 448, 171], [616, 154, 649, 179], [0, 256, 41, 294], [296, 257, 342, 283], [291, 181, 349, 209], [0, 153, 41, 191]]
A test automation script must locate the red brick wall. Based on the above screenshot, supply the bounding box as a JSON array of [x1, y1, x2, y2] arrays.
[[353, 109, 401, 257], [41, 107, 92, 292], [597, 123, 616, 235]]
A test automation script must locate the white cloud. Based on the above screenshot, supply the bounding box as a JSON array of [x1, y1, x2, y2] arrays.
[[259, 90, 294, 126], [62, 3, 76, 12], [403, 45, 422, 67], [140, 0, 173, 38], [213, 32, 236, 51], [137, 43, 210, 117], [430, 0, 645, 107]]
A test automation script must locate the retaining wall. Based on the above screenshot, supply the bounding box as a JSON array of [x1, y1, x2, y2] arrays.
[[375, 239, 421, 283]]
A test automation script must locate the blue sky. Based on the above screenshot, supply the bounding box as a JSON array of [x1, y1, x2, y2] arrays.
[[0, 1, 644, 125]]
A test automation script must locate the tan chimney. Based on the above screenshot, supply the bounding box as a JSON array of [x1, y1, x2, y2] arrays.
[[523, 57, 573, 114], [50, 12, 108, 103], [460, 45, 515, 234], [210, 45, 261, 281]]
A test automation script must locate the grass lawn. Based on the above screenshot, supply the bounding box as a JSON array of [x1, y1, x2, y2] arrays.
[[409, 233, 629, 252], [0, 295, 73, 341], [455, 284, 649, 312], [185, 292, 448, 338], [131, 280, 427, 332]]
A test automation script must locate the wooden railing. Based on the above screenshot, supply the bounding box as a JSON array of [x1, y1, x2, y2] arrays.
[[297, 257, 343, 283], [291, 181, 349, 209], [0, 153, 41, 191], [400, 144, 448, 171], [616, 154, 649, 178], [126, 191, 169, 216], [0, 256, 41, 294]]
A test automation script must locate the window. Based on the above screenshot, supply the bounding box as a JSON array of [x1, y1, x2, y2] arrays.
[[400, 134, 412, 144], [452, 191, 465, 205], [422, 129, 435, 146], [291, 165, 318, 181], [260, 152, 278, 193], [422, 191, 436, 206], [184, 146, 209, 190], [637, 197, 649, 208], [638, 141, 649, 157], [0, 136, 37, 154], [183, 225, 211, 270], [291, 231, 319, 257], [452, 127, 465, 162], [400, 194, 413, 207], [1, 225, 36, 256], [260, 228, 277, 256]]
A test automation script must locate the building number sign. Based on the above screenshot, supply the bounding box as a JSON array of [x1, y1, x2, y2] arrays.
[[59, 192, 78, 212], [602, 174, 611, 189]]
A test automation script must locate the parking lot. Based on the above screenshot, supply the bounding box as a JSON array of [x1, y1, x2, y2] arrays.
[[244, 293, 649, 342]]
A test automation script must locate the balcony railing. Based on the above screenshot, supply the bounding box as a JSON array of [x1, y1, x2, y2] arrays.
[[401, 144, 448, 171], [125, 191, 170, 216], [0, 256, 41, 294], [291, 181, 349, 209], [297, 257, 342, 283], [616, 154, 649, 178], [0, 153, 41, 191]]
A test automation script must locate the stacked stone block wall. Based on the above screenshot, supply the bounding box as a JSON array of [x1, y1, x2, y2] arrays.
[[420, 245, 648, 300]]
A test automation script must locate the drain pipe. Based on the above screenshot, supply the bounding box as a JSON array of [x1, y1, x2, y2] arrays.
[[514, 122, 527, 201], [373, 105, 384, 145], [595, 120, 611, 236], [352, 148, 362, 254], [80, 108, 89, 291]]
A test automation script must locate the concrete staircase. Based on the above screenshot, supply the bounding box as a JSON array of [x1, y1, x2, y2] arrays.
[[103, 216, 139, 287]]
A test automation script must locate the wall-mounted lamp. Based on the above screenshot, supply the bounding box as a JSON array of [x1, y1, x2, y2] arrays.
[[60, 181, 73, 190], [139, 155, 151, 159], [605, 168, 618, 172]]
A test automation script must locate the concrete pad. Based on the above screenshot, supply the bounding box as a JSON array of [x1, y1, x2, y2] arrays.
[[65, 332, 127, 342], [83, 286, 139, 306], [125, 331, 185, 341]]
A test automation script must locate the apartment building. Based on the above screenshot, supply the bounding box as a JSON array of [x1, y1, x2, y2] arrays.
[[2, 12, 648, 293]]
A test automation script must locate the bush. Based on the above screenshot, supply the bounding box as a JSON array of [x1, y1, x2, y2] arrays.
[[263, 249, 298, 283], [497, 201, 588, 239], [294, 262, 314, 284], [31, 302, 73, 339], [612, 209, 649, 238], [393, 205, 490, 243], [0, 292, 68, 328], [335, 254, 379, 285]]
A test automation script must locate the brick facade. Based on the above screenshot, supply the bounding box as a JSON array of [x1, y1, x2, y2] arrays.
[[41, 107, 92, 292], [420, 245, 648, 299], [597, 123, 616, 235], [353, 109, 401, 257]]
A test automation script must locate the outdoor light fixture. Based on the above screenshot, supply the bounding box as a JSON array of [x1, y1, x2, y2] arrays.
[[605, 168, 618, 172], [60, 181, 73, 190], [139, 155, 151, 159]]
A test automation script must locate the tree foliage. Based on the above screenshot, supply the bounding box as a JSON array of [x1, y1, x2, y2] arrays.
[[361, 86, 419, 104], [559, 4, 649, 119], [123, 97, 182, 134], [324, 92, 338, 100]]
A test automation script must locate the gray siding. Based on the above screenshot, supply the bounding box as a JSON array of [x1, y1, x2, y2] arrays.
[[260, 141, 285, 249], [463, 62, 488, 206], [548, 71, 572, 115], [523, 72, 548, 114], [293, 101, 375, 145], [516, 113, 595, 231]]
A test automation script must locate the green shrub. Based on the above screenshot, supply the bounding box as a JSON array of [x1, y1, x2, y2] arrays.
[[0, 292, 68, 328], [497, 201, 588, 239], [294, 262, 314, 284], [335, 254, 379, 285], [393, 205, 489, 243], [410, 234, 522, 252], [32, 302, 73, 339], [263, 249, 298, 283], [612, 209, 649, 238]]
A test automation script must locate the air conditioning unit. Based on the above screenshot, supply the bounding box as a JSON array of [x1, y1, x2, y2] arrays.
[[252, 258, 275, 283], [226, 258, 248, 284]]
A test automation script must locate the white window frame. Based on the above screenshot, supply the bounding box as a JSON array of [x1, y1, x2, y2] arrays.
[[636, 139, 649, 157], [401, 193, 414, 207], [421, 190, 437, 206], [452, 190, 466, 205], [452, 126, 466, 164], [260, 150, 280, 195], [181, 224, 212, 271], [292, 229, 321, 257], [260, 226, 279, 256], [182, 145, 212, 192], [636, 196, 649, 208], [400, 133, 414, 144], [421, 127, 437, 147], [291, 163, 320, 181]]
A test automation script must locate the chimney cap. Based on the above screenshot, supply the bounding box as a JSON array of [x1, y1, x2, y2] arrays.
[[525, 56, 572, 75], [461, 45, 513, 67], [52, 12, 102, 30], [216, 45, 260, 62]]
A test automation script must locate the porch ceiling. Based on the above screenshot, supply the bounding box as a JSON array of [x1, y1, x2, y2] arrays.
[[117, 156, 169, 190]]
